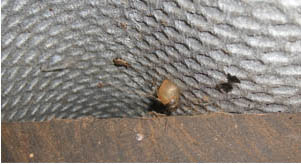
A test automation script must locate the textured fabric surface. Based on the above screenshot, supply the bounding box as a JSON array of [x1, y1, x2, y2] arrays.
[[2, 0, 301, 122]]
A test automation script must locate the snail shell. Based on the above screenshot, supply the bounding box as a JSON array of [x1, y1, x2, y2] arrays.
[[157, 79, 180, 110]]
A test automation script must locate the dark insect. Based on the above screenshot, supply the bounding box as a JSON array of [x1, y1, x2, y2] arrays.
[[226, 73, 240, 83], [113, 58, 130, 68], [216, 82, 233, 93], [216, 73, 240, 93]]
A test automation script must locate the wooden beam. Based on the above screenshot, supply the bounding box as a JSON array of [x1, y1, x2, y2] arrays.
[[2, 113, 301, 162]]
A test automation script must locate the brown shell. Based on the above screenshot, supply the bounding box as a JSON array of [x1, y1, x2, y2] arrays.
[[157, 79, 180, 106]]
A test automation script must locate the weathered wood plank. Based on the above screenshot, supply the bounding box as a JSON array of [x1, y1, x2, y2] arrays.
[[2, 113, 301, 162]]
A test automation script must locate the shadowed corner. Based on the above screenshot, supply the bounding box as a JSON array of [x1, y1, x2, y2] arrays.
[[147, 97, 172, 116]]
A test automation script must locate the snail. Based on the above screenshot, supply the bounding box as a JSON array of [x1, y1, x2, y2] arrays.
[[156, 79, 180, 111]]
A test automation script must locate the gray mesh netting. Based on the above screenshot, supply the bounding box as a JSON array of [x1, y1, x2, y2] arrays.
[[2, 0, 301, 122]]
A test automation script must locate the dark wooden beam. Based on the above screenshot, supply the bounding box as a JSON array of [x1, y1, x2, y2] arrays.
[[2, 113, 301, 162]]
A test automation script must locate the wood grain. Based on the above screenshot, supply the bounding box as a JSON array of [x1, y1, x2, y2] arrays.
[[2, 113, 301, 162]]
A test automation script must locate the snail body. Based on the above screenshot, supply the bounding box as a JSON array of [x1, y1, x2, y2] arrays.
[[157, 79, 180, 110]]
